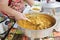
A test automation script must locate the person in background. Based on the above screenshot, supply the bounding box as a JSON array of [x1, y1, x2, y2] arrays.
[[56, 0, 60, 2], [0, 0, 34, 21]]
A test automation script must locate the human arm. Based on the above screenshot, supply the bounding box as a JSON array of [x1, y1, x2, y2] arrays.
[[0, 0, 28, 20]]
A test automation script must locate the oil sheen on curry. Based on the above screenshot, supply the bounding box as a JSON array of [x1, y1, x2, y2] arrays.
[[17, 13, 56, 30]]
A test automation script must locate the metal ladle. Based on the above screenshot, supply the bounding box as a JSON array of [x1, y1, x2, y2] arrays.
[[27, 19, 36, 24], [27, 19, 40, 28]]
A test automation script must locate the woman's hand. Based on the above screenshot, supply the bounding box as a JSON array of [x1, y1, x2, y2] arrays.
[[15, 13, 29, 20], [0, 0, 29, 21]]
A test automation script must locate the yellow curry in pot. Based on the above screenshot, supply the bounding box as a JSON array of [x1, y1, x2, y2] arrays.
[[17, 13, 55, 30]]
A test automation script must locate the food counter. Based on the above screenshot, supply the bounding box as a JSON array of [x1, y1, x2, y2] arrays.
[[0, 1, 60, 40]]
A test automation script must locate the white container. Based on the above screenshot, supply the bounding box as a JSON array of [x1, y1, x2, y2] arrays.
[[30, 1, 42, 12], [0, 14, 8, 35], [0, 23, 5, 34], [30, 6, 41, 12]]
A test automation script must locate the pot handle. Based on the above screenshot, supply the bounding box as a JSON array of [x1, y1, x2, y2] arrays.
[[53, 17, 60, 32], [54, 22, 60, 32]]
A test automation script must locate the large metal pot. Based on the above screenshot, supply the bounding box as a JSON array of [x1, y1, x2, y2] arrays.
[[17, 12, 58, 39]]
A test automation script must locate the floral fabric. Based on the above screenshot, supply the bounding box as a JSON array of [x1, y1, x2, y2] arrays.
[[9, 0, 25, 12]]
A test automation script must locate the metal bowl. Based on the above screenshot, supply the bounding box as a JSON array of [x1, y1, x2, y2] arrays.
[[17, 12, 57, 38]]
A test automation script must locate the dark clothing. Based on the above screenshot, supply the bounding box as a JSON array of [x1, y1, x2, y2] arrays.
[[56, 0, 60, 2]]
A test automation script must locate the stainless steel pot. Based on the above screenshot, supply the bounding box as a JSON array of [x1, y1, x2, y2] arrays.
[[17, 12, 58, 39]]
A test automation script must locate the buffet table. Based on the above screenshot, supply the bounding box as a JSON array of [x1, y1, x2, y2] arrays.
[[0, 1, 60, 40], [3, 4, 59, 40]]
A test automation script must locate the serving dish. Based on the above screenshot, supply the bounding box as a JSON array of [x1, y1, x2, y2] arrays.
[[17, 12, 58, 38]]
